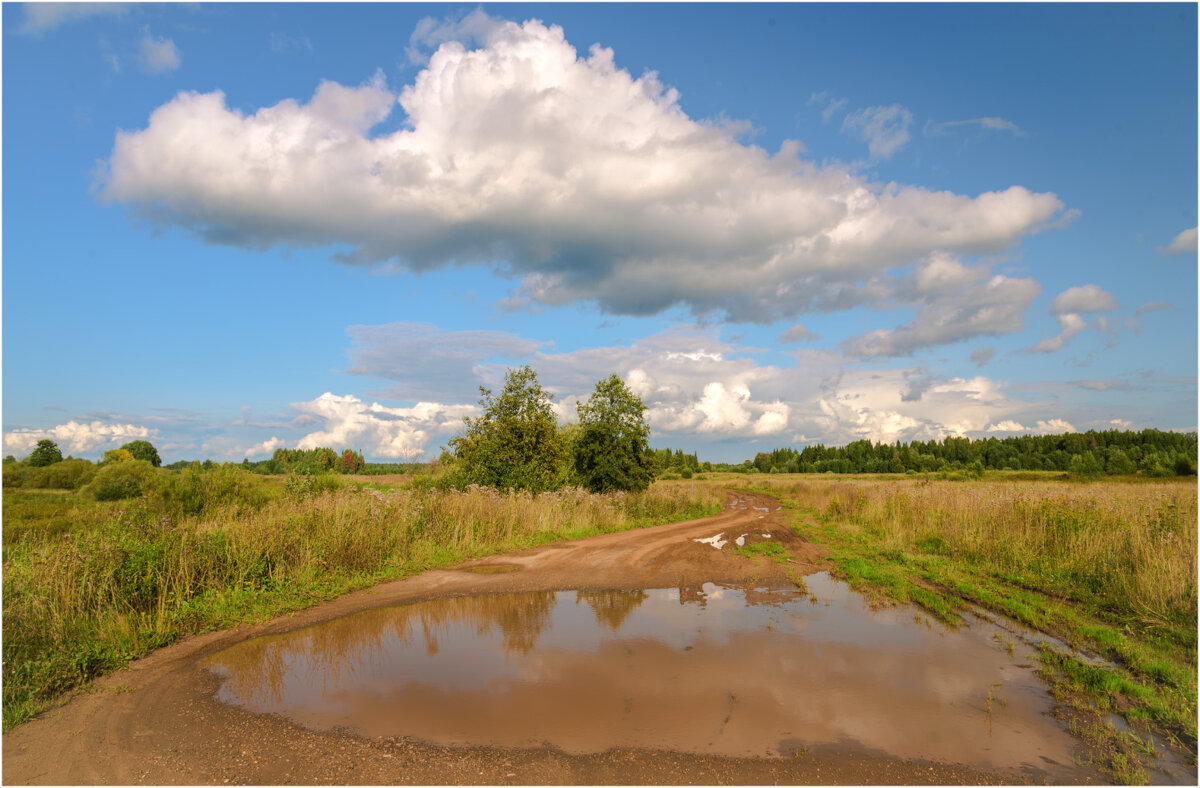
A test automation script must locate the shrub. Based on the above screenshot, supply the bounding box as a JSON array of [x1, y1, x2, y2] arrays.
[[1173, 455, 1196, 476], [101, 448, 135, 465], [27, 458, 96, 490], [159, 465, 273, 516], [81, 460, 159, 501], [284, 473, 344, 500]]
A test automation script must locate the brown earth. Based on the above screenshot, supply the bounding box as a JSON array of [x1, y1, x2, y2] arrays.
[[3, 492, 1030, 785]]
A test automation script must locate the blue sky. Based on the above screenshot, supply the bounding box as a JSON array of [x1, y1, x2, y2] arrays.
[[3, 2, 1196, 464]]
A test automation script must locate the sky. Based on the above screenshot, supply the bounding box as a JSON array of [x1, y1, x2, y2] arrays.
[[2, 2, 1197, 464]]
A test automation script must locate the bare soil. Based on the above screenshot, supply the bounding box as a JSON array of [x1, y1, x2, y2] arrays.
[[2, 492, 1032, 785]]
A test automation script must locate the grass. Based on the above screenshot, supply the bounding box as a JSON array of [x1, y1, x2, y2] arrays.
[[2, 478, 722, 731], [732, 473, 1197, 784], [735, 541, 789, 563]]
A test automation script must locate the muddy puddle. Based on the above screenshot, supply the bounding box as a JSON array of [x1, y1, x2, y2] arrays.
[[204, 574, 1105, 782]]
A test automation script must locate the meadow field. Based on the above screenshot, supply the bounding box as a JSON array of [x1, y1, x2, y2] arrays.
[[4, 462, 1196, 783], [730, 473, 1197, 783]]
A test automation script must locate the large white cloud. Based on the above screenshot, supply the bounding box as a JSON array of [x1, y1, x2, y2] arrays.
[[841, 256, 1042, 357], [290, 393, 475, 459], [3, 420, 156, 457], [99, 15, 1067, 322]]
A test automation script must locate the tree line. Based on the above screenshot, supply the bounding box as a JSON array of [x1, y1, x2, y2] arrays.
[[746, 429, 1197, 477], [7, 382, 1195, 494]]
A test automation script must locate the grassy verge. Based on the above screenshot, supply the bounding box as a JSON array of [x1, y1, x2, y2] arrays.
[[2, 480, 722, 731], [732, 474, 1196, 784]]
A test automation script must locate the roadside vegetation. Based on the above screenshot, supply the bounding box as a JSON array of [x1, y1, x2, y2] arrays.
[[734, 473, 1197, 783], [2, 474, 721, 731]]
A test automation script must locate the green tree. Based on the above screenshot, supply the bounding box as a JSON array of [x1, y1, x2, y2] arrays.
[[27, 439, 62, 467], [449, 365, 568, 492], [573, 374, 655, 493], [119, 440, 161, 467], [102, 448, 136, 464]]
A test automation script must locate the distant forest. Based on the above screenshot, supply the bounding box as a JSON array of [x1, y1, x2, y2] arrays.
[[739, 429, 1197, 477]]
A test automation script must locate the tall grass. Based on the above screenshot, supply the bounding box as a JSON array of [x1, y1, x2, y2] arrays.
[[2, 481, 721, 729], [743, 475, 1198, 775], [763, 477, 1197, 622]]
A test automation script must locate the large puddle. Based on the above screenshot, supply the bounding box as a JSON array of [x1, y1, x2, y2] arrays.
[[203, 574, 1101, 782]]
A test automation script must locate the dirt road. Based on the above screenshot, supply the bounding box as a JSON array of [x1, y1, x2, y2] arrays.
[[3, 492, 1025, 785]]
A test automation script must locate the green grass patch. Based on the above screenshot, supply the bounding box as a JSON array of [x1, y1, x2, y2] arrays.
[[736, 541, 789, 563]]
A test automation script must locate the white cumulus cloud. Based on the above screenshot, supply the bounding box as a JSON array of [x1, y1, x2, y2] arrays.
[[842, 257, 1041, 357], [1157, 226, 1197, 256], [1027, 312, 1088, 353], [340, 321, 1082, 451], [242, 436, 284, 459], [98, 15, 1067, 322], [290, 393, 476, 459], [1050, 284, 1118, 314], [4, 420, 156, 458]]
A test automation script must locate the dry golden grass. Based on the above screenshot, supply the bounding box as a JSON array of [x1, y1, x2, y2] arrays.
[[754, 476, 1197, 620]]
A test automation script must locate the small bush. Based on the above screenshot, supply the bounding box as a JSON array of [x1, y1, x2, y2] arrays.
[[3, 463, 28, 489], [284, 473, 344, 500], [81, 460, 159, 501], [26, 458, 97, 490], [159, 465, 273, 517]]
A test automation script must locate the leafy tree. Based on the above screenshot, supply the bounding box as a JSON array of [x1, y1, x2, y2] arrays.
[[102, 448, 136, 464], [120, 440, 161, 467], [27, 440, 62, 467], [335, 449, 365, 474], [573, 374, 655, 493], [449, 365, 568, 492]]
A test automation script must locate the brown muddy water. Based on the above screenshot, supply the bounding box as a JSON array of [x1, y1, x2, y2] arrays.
[[203, 574, 1102, 783]]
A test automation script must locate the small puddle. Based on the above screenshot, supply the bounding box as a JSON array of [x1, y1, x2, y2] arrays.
[[203, 574, 1104, 782]]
